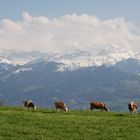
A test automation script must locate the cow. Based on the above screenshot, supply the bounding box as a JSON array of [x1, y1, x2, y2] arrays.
[[90, 101, 109, 112], [23, 99, 37, 110], [128, 101, 138, 114], [55, 101, 68, 112]]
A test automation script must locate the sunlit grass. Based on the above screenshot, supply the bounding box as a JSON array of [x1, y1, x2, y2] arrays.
[[0, 106, 140, 140]]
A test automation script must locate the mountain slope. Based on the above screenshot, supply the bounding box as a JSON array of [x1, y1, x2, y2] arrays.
[[0, 59, 140, 111], [115, 58, 140, 74]]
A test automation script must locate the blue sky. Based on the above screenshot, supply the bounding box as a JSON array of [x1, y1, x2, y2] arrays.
[[0, 0, 140, 53], [0, 0, 140, 25]]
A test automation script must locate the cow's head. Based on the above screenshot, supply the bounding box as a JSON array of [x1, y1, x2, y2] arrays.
[[106, 108, 109, 112], [64, 107, 68, 113], [103, 106, 109, 112]]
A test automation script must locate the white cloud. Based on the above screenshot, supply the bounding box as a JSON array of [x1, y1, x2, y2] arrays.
[[0, 12, 140, 53]]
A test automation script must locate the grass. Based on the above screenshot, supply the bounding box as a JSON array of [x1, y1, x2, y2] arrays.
[[0, 107, 140, 140]]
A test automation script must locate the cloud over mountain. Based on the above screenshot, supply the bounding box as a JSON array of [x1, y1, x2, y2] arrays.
[[0, 12, 140, 54]]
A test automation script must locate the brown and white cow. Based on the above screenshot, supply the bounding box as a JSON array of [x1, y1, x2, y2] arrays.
[[55, 101, 68, 112], [128, 101, 138, 114], [23, 99, 37, 110], [90, 101, 109, 111]]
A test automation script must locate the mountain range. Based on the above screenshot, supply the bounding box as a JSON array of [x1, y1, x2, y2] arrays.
[[0, 48, 140, 111]]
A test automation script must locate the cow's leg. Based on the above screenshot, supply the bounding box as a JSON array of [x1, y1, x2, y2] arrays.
[[132, 110, 134, 114], [130, 110, 134, 115], [90, 107, 94, 111], [56, 108, 58, 112], [24, 107, 27, 110], [33, 105, 36, 110], [101, 108, 103, 111], [133, 109, 137, 114]]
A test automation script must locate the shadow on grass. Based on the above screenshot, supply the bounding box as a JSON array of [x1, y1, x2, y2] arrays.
[[41, 110, 56, 114], [115, 113, 125, 117]]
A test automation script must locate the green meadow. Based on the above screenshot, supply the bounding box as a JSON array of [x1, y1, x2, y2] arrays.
[[0, 107, 140, 140]]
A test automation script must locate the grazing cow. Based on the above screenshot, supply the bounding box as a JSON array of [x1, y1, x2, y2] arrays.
[[128, 101, 138, 114], [23, 99, 37, 110], [90, 101, 109, 111], [55, 101, 68, 112]]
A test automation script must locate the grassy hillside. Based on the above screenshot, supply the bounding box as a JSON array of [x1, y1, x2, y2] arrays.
[[0, 107, 140, 140]]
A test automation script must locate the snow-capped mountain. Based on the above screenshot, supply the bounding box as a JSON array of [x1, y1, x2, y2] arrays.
[[0, 47, 140, 111], [0, 58, 12, 64], [0, 44, 139, 71], [35, 44, 136, 68], [0, 49, 46, 65], [0, 58, 15, 73], [0, 58, 140, 111]]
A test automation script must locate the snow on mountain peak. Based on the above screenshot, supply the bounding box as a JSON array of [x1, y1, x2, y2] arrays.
[[41, 44, 136, 69], [0, 58, 12, 64], [0, 45, 138, 71]]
